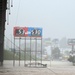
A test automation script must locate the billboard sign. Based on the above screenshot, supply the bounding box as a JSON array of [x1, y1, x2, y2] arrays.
[[13, 27, 28, 37], [13, 27, 42, 37], [28, 27, 42, 37], [68, 39, 75, 45]]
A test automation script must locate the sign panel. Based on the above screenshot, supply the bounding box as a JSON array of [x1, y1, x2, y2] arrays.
[[28, 27, 42, 37], [13, 27, 42, 37], [68, 39, 75, 45], [13, 27, 28, 37]]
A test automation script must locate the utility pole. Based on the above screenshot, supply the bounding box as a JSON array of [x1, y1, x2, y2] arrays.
[[0, 0, 7, 66]]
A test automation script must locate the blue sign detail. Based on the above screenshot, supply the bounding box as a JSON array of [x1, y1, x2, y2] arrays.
[[28, 27, 42, 37]]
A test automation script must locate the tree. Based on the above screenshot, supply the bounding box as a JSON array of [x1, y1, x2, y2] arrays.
[[51, 47, 60, 60]]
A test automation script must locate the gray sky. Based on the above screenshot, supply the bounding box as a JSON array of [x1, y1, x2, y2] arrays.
[[5, 0, 75, 39]]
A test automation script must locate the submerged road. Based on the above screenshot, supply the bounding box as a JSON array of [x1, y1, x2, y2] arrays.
[[0, 60, 75, 75]]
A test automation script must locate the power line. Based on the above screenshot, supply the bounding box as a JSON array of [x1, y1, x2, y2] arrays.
[[15, 0, 21, 25]]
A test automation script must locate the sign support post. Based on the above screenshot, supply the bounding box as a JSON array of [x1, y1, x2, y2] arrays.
[[13, 37, 15, 66], [24, 37, 26, 66], [30, 37, 31, 67]]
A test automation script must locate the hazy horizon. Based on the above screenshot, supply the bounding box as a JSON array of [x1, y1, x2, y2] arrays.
[[5, 0, 75, 39]]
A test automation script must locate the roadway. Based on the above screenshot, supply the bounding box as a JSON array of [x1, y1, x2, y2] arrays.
[[0, 60, 75, 75]]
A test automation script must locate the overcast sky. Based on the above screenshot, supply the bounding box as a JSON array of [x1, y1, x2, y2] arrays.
[[5, 0, 75, 39]]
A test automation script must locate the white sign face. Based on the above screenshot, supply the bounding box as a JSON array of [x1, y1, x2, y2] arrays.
[[68, 39, 75, 45]]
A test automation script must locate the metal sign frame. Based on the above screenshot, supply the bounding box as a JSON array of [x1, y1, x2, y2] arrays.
[[13, 37, 43, 67], [13, 27, 43, 67]]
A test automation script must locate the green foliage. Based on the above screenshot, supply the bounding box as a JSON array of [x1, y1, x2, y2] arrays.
[[68, 56, 75, 63], [68, 56, 74, 62], [52, 47, 60, 59], [4, 50, 36, 60], [4, 50, 19, 60]]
